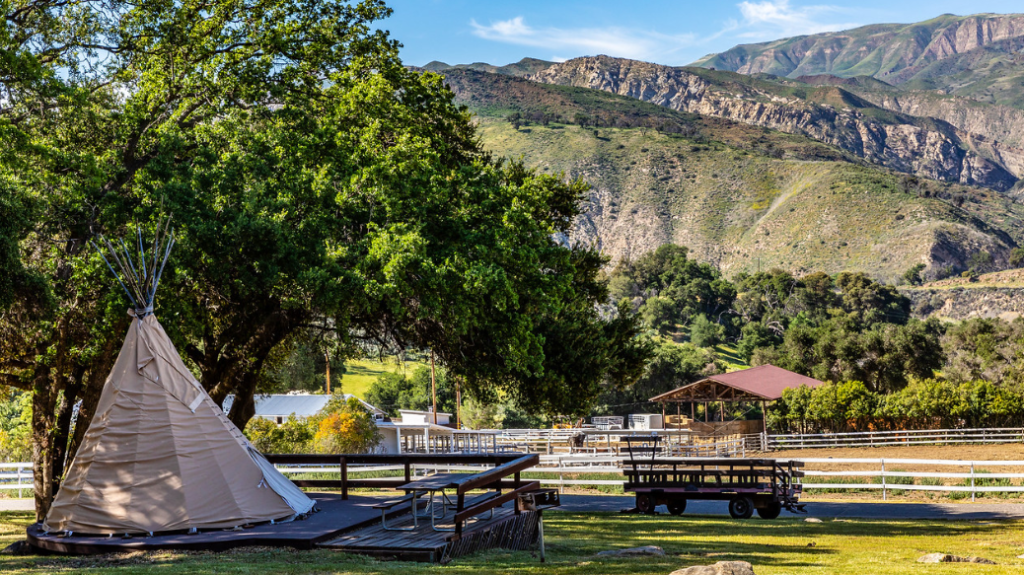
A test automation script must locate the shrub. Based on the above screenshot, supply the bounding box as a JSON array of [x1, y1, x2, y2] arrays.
[[689, 314, 724, 348], [313, 397, 382, 454]]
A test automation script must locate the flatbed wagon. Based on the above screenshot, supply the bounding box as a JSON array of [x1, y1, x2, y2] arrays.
[[622, 436, 805, 519]]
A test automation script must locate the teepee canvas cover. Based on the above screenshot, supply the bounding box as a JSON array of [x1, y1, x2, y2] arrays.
[[44, 224, 314, 535]]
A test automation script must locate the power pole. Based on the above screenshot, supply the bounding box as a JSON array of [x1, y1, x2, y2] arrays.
[[430, 350, 438, 425], [455, 376, 462, 429], [325, 349, 331, 395]]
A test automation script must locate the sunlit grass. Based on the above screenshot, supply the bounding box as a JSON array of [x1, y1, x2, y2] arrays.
[[3, 510, 1023, 574]]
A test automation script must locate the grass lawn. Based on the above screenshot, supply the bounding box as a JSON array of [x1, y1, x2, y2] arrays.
[[3, 511, 1023, 574], [340, 359, 427, 399]]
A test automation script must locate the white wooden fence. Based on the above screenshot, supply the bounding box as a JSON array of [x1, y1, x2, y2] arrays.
[[0, 462, 32, 498], [272, 456, 1024, 499], [796, 458, 1024, 502], [6, 458, 1024, 500], [767, 427, 1024, 450]]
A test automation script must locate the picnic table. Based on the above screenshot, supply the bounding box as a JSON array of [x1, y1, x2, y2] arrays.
[[398, 473, 495, 532]]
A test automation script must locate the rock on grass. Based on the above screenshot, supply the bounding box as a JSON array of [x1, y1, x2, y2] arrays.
[[671, 560, 756, 575], [596, 545, 666, 557], [917, 553, 996, 564]]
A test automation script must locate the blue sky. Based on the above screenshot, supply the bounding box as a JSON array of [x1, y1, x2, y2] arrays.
[[382, 0, 1024, 67]]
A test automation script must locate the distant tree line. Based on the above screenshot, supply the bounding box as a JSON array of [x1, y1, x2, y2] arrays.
[[600, 244, 1024, 430]]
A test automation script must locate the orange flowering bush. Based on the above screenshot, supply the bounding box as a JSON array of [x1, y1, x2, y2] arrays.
[[313, 398, 382, 454]]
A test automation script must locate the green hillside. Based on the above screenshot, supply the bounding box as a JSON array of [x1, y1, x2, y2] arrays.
[[341, 358, 428, 399], [474, 118, 1021, 281], [434, 69, 1024, 281]]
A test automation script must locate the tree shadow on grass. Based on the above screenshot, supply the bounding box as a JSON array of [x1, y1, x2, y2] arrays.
[[541, 512, 1015, 569]]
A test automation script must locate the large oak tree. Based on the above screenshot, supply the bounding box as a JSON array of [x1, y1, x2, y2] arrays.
[[0, 0, 651, 519]]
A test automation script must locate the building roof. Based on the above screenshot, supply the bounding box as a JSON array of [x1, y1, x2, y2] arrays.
[[223, 393, 383, 417], [649, 364, 825, 402]]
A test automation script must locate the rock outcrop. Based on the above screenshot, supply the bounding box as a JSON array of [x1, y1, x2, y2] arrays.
[[596, 545, 666, 557], [918, 553, 996, 564], [670, 561, 756, 575], [528, 56, 1017, 192]]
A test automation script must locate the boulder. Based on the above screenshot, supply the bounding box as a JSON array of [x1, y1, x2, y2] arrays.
[[670, 561, 756, 575], [917, 553, 995, 564], [596, 545, 666, 557]]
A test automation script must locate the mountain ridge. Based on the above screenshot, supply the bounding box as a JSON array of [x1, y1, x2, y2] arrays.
[[524, 55, 1019, 192], [434, 68, 1023, 281]]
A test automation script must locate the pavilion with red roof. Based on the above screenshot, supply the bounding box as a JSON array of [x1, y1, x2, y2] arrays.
[[649, 364, 824, 433]]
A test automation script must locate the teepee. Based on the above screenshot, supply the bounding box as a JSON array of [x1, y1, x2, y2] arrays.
[[43, 219, 314, 535]]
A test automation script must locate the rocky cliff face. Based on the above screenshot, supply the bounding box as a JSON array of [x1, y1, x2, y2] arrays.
[[903, 287, 1024, 321], [528, 56, 1017, 192], [694, 14, 1024, 83], [849, 91, 1024, 181]]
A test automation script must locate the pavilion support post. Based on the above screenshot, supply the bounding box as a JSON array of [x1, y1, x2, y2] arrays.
[[690, 402, 695, 420], [704, 402, 708, 423], [676, 402, 681, 430], [762, 400, 769, 435]]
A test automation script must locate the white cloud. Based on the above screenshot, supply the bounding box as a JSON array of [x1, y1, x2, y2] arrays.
[[468, 3, 859, 65], [469, 16, 696, 62], [735, 0, 858, 39]]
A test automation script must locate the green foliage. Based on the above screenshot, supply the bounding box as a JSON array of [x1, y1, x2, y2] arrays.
[[735, 322, 779, 361], [610, 244, 736, 332], [0, 392, 31, 462], [967, 250, 994, 273], [314, 397, 382, 454], [754, 316, 944, 393], [596, 340, 722, 416], [244, 415, 316, 455], [689, 314, 724, 348], [364, 366, 456, 417], [0, 0, 653, 518], [244, 395, 380, 454], [771, 377, 1024, 433], [639, 297, 677, 334], [941, 318, 1024, 384], [1011, 247, 1024, 269], [902, 263, 926, 286], [461, 396, 504, 430]]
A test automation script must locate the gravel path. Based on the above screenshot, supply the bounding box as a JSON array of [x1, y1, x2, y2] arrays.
[[6, 494, 1024, 520], [555, 494, 1024, 520], [0, 499, 33, 512]]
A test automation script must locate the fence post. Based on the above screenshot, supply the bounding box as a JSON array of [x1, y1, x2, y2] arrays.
[[881, 459, 886, 502], [17, 465, 22, 499], [741, 438, 746, 458], [971, 462, 976, 503]]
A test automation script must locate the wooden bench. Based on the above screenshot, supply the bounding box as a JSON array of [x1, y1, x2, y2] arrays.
[[372, 493, 425, 531], [447, 491, 501, 520]]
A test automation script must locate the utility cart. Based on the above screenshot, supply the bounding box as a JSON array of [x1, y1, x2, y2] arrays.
[[622, 436, 805, 519]]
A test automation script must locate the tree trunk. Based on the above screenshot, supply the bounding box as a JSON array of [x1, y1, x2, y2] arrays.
[[31, 365, 54, 521]]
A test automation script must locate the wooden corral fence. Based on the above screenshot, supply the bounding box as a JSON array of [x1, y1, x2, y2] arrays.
[[767, 427, 1024, 450], [493, 429, 761, 455]]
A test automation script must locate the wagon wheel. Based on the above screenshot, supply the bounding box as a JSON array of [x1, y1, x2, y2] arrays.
[[635, 493, 656, 514], [667, 499, 687, 516], [756, 502, 782, 520], [728, 497, 754, 519]]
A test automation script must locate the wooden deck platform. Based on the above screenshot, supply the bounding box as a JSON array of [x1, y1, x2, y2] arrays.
[[320, 504, 540, 563], [27, 493, 386, 554]]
